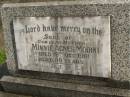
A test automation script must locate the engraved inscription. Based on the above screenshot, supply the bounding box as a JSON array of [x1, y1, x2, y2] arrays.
[[13, 17, 111, 78]]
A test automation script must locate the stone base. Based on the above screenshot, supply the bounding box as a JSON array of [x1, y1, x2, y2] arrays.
[[0, 76, 130, 97]]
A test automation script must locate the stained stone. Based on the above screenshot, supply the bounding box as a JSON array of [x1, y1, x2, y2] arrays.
[[13, 16, 111, 78]]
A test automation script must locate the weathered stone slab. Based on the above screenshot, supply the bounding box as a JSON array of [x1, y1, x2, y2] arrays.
[[13, 16, 111, 78], [0, 76, 129, 97]]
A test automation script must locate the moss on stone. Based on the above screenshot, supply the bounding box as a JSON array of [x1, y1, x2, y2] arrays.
[[0, 48, 6, 64]]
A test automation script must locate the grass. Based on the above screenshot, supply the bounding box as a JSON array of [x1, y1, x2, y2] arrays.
[[0, 48, 6, 64]]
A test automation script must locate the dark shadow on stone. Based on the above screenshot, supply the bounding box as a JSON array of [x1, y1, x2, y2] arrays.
[[0, 63, 9, 91], [0, 63, 9, 77], [10, 20, 19, 72], [0, 82, 3, 91]]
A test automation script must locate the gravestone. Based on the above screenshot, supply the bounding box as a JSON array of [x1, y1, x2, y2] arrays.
[[0, 1, 130, 97]]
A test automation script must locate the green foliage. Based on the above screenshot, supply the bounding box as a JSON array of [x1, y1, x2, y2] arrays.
[[0, 48, 6, 64]]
